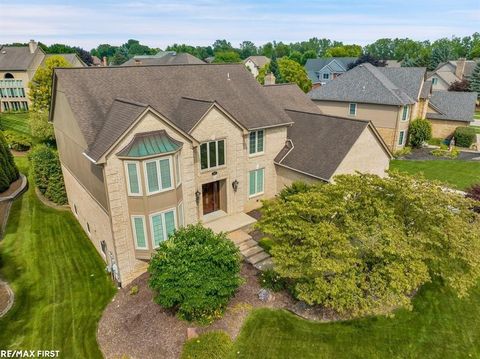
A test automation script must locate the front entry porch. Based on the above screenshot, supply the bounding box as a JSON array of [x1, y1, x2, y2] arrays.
[[203, 211, 256, 234]]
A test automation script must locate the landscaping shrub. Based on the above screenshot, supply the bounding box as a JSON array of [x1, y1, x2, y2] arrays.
[[180, 331, 233, 359], [148, 224, 243, 324], [393, 146, 412, 158], [258, 173, 480, 317], [466, 184, 480, 213], [29, 145, 67, 205], [0, 131, 19, 192], [408, 118, 432, 148], [3, 130, 32, 151], [454, 127, 476, 148], [427, 137, 443, 146], [278, 181, 314, 201], [259, 269, 287, 292], [258, 237, 274, 253], [431, 145, 460, 158]]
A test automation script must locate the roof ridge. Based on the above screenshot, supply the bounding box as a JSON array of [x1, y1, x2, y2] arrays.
[[55, 63, 244, 70], [284, 108, 371, 124], [360, 63, 411, 103]]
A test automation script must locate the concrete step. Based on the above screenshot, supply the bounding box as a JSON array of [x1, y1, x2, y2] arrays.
[[238, 239, 257, 252], [248, 251, 270, 265], [254, 257, 274, 270], [228, 230, 251, 245], [243, 245, 264, 258]]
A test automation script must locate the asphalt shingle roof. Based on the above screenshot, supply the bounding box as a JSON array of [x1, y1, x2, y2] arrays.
[[427, 91, 477, 123], [308, 63, 426, 106], [121, 53, 204, 66], [0, 46, 39, 71], [54, 64, 293, 161]]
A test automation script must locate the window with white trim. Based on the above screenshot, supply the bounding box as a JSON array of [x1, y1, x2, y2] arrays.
[[150, 209, 177, 248], [249, 168, 265, 197], [125, 161, 142, 196], [323, 73, 330, 80], [144, 157, 173, 195], [249, 130, 264, 155], [431, 77, 438, 85], [200, 140, 225, 170], [398, 130, 407, 145], [401, 105, 409, 121], [349, 103, 357, 116], [175, 153, 182, 187], [132, 215, 148, 249]]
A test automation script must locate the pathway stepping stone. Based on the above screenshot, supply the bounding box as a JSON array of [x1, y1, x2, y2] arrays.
[[228, 230, 273, 270]]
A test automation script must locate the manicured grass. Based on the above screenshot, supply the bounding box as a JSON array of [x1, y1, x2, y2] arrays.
[[233, 280, 480, 359], [471, 126, 480, 134], [0, 112, 30, 135], [390, 159, 480, 190], [0, 157, 116, 358], [474, 111, 480, 120]]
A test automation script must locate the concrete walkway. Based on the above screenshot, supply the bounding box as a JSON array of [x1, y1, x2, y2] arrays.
[[228, 230, 273, 270]]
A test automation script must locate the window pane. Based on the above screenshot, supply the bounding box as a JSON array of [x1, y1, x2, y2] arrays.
[[146, 161, 159, 193], [127, 163, 140, 194], [257, 131, 264, 152], [249, 170, 256, 196], [256, 169, 264, 194], [133, 217, 146, 248], [159, 159, 172, 189], [402, 106, 408, 121], [217, 140, 225, 166], [398, 131, 404, 145], [151, 214, 164, 247], [349, 104, 356, 115], [164, 211, 176, 238], [249, 132, 256, 154], [200, 143, 208, 170], [209, 141, 217, 167]]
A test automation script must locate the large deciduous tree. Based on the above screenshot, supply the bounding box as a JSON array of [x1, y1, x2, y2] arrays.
[[258, 173, 480, 317]]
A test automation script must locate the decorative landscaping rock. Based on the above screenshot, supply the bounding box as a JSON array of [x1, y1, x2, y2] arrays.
[[0, 280, 14, 318], [258, 288, 274, 302], [187, 327, 198, 340]]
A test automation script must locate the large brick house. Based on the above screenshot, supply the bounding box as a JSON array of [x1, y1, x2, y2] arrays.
[[51, 64, 391, 285]]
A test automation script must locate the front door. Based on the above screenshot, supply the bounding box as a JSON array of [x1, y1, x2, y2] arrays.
[[202, 181, 220, 215]]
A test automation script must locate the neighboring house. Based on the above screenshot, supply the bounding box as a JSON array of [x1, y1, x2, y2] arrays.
[[243, 56, 270, 78], [427, 58, 478, 90], [308, 63, 428, 151], [0, 40, 85, 112], [51, 64, 391, 285], [0, 40, 44, 112], [122, 51, 205, 66], [305, 57, 357, 86], [42, 53, 87, 68], [426, 91, 478, 138]]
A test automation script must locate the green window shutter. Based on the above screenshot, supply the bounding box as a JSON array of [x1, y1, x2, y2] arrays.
[[217, 140, 225, 166], [249, 132, 256, 154], [151, 214, 164, 247], [257, 131, 264, 152], [209, 141, 217, 167], [200, 143, 208, 170], [164, 211, 176, 238], [146, 161, 159, 193], [133, 217, 147, 248], [127, 163, 140, 194], [159, 159, 172, 189], [249, 170, 256, 196], [256, 169, 264, 193]]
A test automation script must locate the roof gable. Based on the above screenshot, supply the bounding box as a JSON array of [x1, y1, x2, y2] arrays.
[[427, 91, 477, 122], [0, 45, 44, 71]]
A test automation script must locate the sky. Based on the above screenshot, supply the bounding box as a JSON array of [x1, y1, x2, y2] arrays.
[[1, 0, 479, 50]]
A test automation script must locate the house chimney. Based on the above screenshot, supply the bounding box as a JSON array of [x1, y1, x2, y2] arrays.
[[28, 39, 37, 54], [264, 72, 276, 86], [455, 58, 466, 79], [102, 56, 107, 67]]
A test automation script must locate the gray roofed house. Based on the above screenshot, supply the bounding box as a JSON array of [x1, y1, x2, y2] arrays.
[[305, 57, 357, 85], [50, 64, 392, 285], [427, 91, 477, 123], [427, 58, 479, 91], [244, 56, 270, 78], [121, 51, 205, 66]]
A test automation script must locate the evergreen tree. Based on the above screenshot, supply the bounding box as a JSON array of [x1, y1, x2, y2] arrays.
[[469, 62, 480, 97], [0, 131, 19, 192], [268, 54, 283, 83]]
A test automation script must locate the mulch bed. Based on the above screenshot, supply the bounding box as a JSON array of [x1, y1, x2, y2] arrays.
[[401, 148, 480, 161], [0, 177, 23, 199], [98, 264, 294, 359]]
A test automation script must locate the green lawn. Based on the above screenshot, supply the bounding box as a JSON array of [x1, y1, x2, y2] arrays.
[[233, 280, 480, 359], [474, 110, 480, 120], [0, 112, 30, 135], [390, 159, 480, 190], [0, 157, 116, 358]]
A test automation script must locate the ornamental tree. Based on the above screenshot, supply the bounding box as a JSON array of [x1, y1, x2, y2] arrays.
[[258, 172, 480, 317], [148, 224, 243, 324]]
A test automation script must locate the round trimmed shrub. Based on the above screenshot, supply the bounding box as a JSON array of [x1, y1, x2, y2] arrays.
[[180, 331, 233, 359], [148, 224, 243, 324], [408, 118, 432, 148], [454, 126, 476, 148]]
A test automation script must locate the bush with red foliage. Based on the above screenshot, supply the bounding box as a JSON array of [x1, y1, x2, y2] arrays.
[[466, 184, 480, 212]]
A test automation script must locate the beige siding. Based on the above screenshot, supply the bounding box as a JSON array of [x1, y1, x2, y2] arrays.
[[276, 165, 321, 189], [428, 119, 469, 139], [333, 127, 390, 178]]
